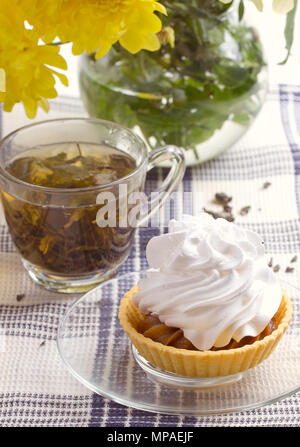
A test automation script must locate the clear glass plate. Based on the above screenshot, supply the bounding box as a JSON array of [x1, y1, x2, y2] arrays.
[[57, 272, 300, 415]]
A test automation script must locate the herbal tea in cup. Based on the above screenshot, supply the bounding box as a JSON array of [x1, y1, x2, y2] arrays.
[[3, 143, 137, 278], [0, 119, 185, 293]]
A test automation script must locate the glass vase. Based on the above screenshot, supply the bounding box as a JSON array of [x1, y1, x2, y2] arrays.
[[79, 0, 268, 166]]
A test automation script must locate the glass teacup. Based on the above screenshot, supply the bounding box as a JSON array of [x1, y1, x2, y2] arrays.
[[0, 118, 185, 293]]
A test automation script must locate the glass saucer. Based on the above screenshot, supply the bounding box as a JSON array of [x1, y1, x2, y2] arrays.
[[57, 272, 300, 415]]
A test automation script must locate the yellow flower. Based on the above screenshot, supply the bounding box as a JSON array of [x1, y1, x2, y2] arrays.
[[1, 0, 167, 118], [0, 0, 68, 118], [62, 0, 167, 58], [25, 0, 167, 58], [17, 0, 63, 43], [272, 0, 295, 13], [219, 0, 295, 13]]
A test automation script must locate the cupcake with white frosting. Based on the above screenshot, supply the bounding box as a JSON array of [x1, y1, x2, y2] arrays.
[[119, 214, 292, 377]]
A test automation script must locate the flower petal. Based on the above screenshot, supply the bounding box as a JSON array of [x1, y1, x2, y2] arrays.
[[273, 0, 295, 13], [152, 1, 168, 15], [120, 30, 160, 53], [0, 68, 5, 92], [38, 97, 50, 113], [250, 0, 264, 11]]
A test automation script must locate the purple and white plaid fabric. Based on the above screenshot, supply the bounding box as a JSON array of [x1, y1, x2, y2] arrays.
[[0, 85, 299, 427]]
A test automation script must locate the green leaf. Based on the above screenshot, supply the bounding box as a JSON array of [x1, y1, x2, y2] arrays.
[[279, 0, 298, 65], [232, 113, 251, 126], [213, 64, 249, 88], [238, 0, 245, 21]]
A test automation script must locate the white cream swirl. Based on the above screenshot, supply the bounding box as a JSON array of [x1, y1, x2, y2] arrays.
[[132, 213, 282, 351]]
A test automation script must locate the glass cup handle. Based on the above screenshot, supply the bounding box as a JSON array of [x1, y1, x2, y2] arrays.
[[137, 145, 186, 227]]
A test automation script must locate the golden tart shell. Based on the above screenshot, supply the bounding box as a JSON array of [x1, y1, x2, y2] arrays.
[[118, 286, 292, 378]]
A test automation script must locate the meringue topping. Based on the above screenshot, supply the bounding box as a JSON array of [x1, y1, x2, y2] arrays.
[[132, 213, 282, 350]]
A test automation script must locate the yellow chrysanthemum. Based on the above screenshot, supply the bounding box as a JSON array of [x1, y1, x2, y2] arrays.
[[0, 0, 68, 118], [219, 0, 294, 14], [17, 0, 63, 44], [25, 0, 167, 58], [1, 0, 166, 118]]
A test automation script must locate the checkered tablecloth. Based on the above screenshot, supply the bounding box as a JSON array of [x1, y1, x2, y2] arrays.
[[0, 85, 299, 427]]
